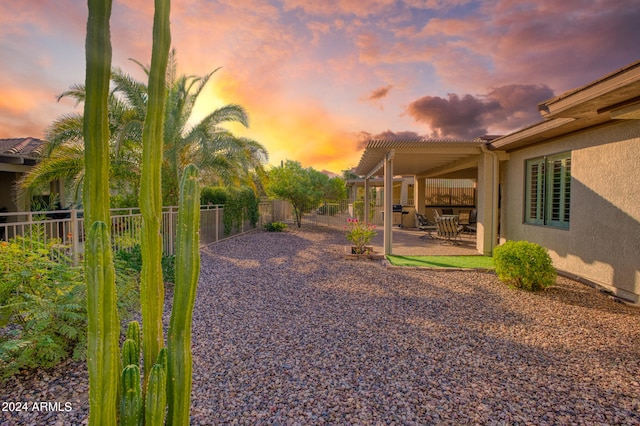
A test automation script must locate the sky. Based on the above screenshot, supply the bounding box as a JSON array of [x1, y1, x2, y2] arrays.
[[1, 0, 639, 174]]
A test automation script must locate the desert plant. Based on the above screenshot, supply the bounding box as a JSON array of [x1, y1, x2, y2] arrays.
[[493, 240, 557, 291], [0, 237, 85, 379], [84, 1, 203, 423], [0, 230, 139, 381], [344, 218, 377, 254], [264, 221, 287, 232], [167, 164, 201, 424], [83, 0, 121, 423]]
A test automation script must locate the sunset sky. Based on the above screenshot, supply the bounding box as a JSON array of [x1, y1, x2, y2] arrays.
[[1, 0, 639, 173]]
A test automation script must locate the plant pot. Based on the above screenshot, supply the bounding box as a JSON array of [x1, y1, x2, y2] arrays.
[[344, 246, 383, 260], [351, 246, 374, 255]]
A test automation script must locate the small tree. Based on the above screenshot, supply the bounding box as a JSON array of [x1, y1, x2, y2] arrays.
[[267, 160, 324, 227]]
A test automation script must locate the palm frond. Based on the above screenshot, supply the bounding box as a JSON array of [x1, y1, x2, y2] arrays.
[[56, 84, 86, 105], [111, 67, 148, 118], [44, 114, 84, 154], [198, 104, 250, 128]]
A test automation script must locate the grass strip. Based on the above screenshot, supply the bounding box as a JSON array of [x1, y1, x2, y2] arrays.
[[387, 255, 494, 269]]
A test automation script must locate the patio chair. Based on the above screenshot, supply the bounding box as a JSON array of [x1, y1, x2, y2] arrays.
[[458, 210, 471, 225], [436, 215, 464, 244], [464, 209, 477, 233], [416, 213, 437, 239]]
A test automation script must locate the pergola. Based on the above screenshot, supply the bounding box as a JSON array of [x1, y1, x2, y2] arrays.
[[354, 139, 505, 256]]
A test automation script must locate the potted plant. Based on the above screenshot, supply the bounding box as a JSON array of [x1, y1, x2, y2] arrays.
[[344, 218, 377, 255]]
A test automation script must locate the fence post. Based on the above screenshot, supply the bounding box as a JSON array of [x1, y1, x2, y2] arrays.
[[215, 206, 219, 242], [71, 209, 80, 266]]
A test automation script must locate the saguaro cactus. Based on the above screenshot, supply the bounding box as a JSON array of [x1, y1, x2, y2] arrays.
[[167, 164, 201, 425], [139, 0, 172, 386]]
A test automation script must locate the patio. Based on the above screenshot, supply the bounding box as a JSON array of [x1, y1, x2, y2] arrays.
[[369, 225, 479, 256]]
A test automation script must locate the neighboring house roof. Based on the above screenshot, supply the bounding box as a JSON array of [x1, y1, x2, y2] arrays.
[[492, 60, 640, 151], [0, 137, 46, 166]]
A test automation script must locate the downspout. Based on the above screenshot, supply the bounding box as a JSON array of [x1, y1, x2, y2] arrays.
[[480, 144, 499, 254]]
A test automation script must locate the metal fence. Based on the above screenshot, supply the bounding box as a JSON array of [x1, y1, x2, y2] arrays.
[[264, 199, 387, 228], [0, 198, 418, 263], [0, 204, 259, 264]]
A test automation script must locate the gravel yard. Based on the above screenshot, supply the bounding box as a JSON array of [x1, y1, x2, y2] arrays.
[[2, 226, 640, 425]]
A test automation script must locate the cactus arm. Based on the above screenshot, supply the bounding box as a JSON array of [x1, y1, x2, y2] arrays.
[[122, 339, 138, 368], [145, 362, 167, 425], [120, 365, 143, 426], [167, 164, 201, 425], [126, 321, 141, 365], [139, 0, 171, 386], [86, 222, 120, 425]]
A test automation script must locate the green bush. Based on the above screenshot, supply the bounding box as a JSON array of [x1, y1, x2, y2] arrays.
[[264, 221, 287, 232], [317, 203, 339, 216], [0, 235, 85, 379], [201, 186, 260, 235], [493, 240, 557, 291], [114, 244, 175, 285], [200, 186, 227, 205], [223, 187, 260, 235], [0, 233, 141, 380]]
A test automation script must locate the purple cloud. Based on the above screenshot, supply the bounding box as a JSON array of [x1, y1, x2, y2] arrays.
[[405, 84, 554, 139]]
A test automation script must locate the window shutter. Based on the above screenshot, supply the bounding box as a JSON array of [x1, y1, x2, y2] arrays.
[[525, 158, 545, 225], [546, 154, 571, 228]]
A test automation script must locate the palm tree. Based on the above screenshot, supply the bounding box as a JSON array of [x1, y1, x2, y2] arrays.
[[21, 50, 268, 207], [153, 53, 268, 204], [20, 82, 143, 206]]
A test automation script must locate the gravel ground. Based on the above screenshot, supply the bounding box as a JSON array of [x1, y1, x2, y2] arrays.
[[2, 226, 640, 425]]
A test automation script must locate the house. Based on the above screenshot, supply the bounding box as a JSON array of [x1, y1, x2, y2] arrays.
[[0, 137, 46, 212], [355, 60, 640, 303]]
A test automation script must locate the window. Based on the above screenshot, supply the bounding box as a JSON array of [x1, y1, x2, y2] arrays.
[[525, 152, 571, 228]]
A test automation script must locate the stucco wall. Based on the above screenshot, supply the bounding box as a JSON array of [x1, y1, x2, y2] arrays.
[[501, 120, 640, 302]]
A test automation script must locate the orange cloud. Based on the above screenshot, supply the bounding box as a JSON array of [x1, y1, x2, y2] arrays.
[[189, 71, 364, 173]]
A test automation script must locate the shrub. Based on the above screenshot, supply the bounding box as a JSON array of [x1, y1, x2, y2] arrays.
[[493, 240, 556, 291], [0, 233, 141, 380], [317, 203, 339, 216], [114, 244, 175, 285], [0, 235, 86, 379], [200, 186, 227, 205], [264, 221, 287, 232], [344, 218, 377, 254], [223, 187, 259, 235]]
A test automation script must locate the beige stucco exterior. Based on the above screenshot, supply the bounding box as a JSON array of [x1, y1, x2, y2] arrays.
[[500, 119, 640, 302], [354, 60, 640, 302]]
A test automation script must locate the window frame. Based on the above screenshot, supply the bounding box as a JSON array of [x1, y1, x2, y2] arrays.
[[524, 151, 571, 229]]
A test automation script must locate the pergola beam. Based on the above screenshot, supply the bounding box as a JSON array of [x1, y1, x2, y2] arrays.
[[365, 150, 395, 179]]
